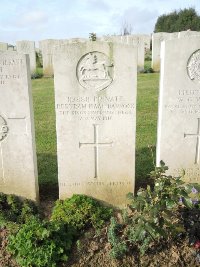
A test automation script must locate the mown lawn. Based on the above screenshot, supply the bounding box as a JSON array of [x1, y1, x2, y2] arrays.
[[31, 72, 160, 187]]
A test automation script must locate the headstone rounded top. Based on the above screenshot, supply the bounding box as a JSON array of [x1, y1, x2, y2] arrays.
[[76, 51, 114, 91], [187, 49, 200, 83], [0, 115, 8, 142]]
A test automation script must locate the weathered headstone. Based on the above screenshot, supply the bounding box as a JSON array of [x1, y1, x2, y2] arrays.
[[54, 41, 137, 207], [156, 36, 200, 183], [16, 41, 36, 74], [142, 34, 151, 50], [0, 51, 39, 201], [127, 35, 145, 72], [39, 39, 59, 77], [151, 32, 178, 71], [178, 30, 200, 38], [0, 42, 8, 51], [39, 39, 69, 77], [99, 35, 145, 72]]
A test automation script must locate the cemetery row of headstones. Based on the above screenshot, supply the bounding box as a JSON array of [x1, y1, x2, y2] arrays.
[[2, 30, 200, 79], [152, 30, 200, 71], [0, 35, 200, 207], [0, 34, 151, 78]]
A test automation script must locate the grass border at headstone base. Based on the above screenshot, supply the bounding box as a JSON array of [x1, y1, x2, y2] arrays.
[[31, 72, 160, 189]]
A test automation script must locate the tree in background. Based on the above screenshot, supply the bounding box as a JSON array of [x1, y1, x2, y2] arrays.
[[154, 8, 200, 32], [121, 21, 133, 35]]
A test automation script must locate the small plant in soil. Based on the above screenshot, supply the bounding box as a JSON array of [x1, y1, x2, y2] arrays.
[[0, 193, 39, 228], [108, 161, 200, 258], [51, 194, 113, 231], [7, 216, 74, 267]]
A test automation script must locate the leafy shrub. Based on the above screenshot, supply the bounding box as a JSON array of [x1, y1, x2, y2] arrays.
[[31, 68, 43, 79], [0, 193, 38, 226], [108, 161, 198, 257], [140, 66, 154, 73], [145, 50, 152, 61], [7, 217, 74, 267], [51, 194, 113, 230], [108, 217, 127, 259], [36, 51, 43, 68]]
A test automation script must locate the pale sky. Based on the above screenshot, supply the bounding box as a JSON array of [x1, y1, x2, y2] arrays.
[[1, 0, 200, 46]]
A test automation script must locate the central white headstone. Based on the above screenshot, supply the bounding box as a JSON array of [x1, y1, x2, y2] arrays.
[[54, 41, 137, 207]]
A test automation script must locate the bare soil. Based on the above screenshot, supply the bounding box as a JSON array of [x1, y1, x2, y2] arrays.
[[0, 184, 199, 267]]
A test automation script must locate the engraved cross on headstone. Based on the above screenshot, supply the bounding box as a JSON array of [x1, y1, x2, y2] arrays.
[[184, 118, 200, 164], [0, 115, 27, 183], [79, 124, 113, 178]]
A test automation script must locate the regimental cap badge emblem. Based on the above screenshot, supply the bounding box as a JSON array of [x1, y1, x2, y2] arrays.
[[77, 51, 114, 91], [187, 49, 200, 83], [0, 115, 8, 141]]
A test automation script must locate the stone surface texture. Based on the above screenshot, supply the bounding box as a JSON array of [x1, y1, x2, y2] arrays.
[[151, 32, 178, 71], [99, 35, 144, 72], [0, 42, 8, 51], [54, 41, 137, 207], [0, 51, 39, 201], [156, 36, 200, 183], [16, 41, 36, 74]]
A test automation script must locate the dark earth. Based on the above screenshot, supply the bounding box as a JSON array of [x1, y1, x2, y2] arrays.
[[0, 184, 199, 267]]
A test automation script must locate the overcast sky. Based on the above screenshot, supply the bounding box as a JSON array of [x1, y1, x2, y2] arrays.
[[1, 0, 200, 46]]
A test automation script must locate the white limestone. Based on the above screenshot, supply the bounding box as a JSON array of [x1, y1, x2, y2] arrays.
[[178, 30, 200, 38], [0, 51, 39, 201], [156, 36, 200, 183], [99, 35, 144, 72], [54, 41, 137, 207], [0, 42, 8, 51], [151, 32, 178, 71], [16, 41, 36, 74], [39, 39, 59, 77]]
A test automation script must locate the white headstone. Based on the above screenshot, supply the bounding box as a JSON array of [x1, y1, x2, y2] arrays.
[[16, 41, 36, 74], [127, 35, 145, 72], [54, 41, 137, 207], [0, 42, 8, 51], [39, 39, 59, 77], [178, 30, 200, 38], [39, 39, 70, 77], [151, 32, 178, 71], [142, 34, 151, 50], [157, 36, 200, 183], [99, 35, 144, 72], [0, 51, 39, 201]]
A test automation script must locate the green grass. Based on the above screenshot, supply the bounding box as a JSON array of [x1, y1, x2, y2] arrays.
[[31, 72, 160, 187], [32, 78, 57, 185], [136, 73, 159, 184]]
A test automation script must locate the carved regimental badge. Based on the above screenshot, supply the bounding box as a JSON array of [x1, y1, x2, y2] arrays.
[[187, 50, 200, 83], [77, 51, 114, 91], [0, 115, 8, 141]]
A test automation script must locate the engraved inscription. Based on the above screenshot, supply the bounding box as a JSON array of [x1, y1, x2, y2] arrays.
[[184, 118, 200, 164], [56, 95, 135, 121], [79, 124, 113, 178], [0, 115, 26, 184], [59, 181, 131, 187], [172, 167, 200, 182], [187, 50, 200, 83], [0, 58, 23, 85], [77, 52, 114, 91], [0, 115, 8, 141]]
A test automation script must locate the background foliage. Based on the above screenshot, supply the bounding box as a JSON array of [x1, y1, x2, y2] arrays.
[[154, 8, 200, 33]]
